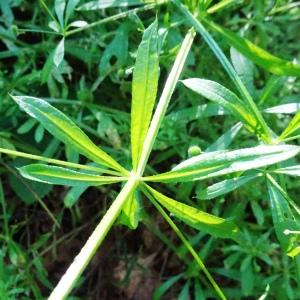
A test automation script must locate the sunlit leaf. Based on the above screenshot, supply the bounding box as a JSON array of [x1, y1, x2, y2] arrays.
[[144, 145, 300, 182], [12, 95, 125, 172], [146, 185, 241, 241], [206, 20, 300, 76], [19, 164, 124, 186], [131, 19, 159, 169]]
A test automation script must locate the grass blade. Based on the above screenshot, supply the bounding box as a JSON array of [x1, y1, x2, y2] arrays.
[[205, 19, 300, 76], [280, 111, 300, 140], [131, 19, 159, 169]]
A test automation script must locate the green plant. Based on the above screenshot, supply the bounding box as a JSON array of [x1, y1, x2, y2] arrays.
[[1, 0, 300, 299]]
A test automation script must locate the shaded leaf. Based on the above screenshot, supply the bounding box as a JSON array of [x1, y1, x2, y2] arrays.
[[198, 173, 258, 200]]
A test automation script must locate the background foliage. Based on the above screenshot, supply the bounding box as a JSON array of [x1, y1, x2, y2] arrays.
[[0, 0, 300, 299]]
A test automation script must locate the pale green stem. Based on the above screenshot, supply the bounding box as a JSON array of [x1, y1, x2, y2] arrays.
[[0, 147, 121, 176], [48, 174, 139, 300], [65, 1, 168, 37], [171, 0, 272, 143], [142, 185, 227, 300], [136, 28, 195, 176]]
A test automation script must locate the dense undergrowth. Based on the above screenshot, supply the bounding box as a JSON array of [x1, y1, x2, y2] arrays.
[[1, 0, 300, 299]]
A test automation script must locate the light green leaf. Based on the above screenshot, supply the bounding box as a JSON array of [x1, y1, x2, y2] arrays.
[[53, 38, 65, 67], [77, 0, 154, 10], [280, 110, 300, 139], [181, 78, 258, 131], [19, 164, 124, 187], [198, 173, 259, 200], [65, 0, 80, 23], [119, 190, 141, 230], [264, 103, 300, 114], [205, 20, 300, 76], [55, 0, 66, 27], [274, 165, 300, 176], [230, 47, 254, 95], [267, 179, 299, 253], [64, 185, 88, 207], [12, 95, 125, 172], [144, 145, 300, 183], [146, 185, 241, 241], [131, 19, 159, 169]]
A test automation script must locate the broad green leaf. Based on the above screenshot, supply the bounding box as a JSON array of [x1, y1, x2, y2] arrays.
[[267, 179, 299, 253], [131, 19, 159, 169], [280, 110, 300, 139], [55, 0, 66, 27], [181, 78, 259, 131], [198, 173, 258, 200], [264, 103, 300, 114], [119, 190, 141, 229], [146, 185, 241, 241], [205, 20, 300, 76], [53, 38, 64, 67], [144, 145, 300, 183], [12, 95, 125, 172], [19, 164, 124, 187], [274, 165, 300, 176], [77, 0, 154, 10]]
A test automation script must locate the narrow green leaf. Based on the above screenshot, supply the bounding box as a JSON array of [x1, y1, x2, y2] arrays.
[[182, 78, 259, 132], [19, 164, 125, 187], [205, 122, 242, 152], [230, 47, 254, 95], [153, 273, 184, 300], [205, 20, 300, 76], [274, 165, 300, 176], [280, 110, 300, 139], [119, 190, 141, 229], [55, 0, 66, 27], [131, 19, 159, 169], [53, 38, 65, 67], [144, 145, 300, 183], [264, 103, 300, 114], [146, 185, 241, 241], [65, 0, 80, 23], [77, 0, 154, 10], [267, 179, 299, 253], [178, 281, 190, 300], [64, 185, 88, 207], [198, 173, 259, 200], [12, 95, 125, 172]]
